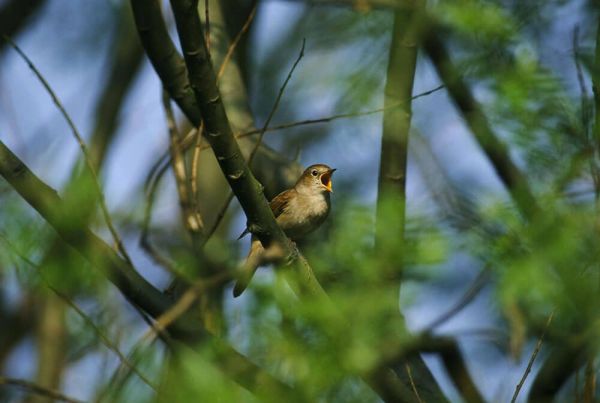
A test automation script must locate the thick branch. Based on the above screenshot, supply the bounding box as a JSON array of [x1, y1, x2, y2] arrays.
[[374, 5, 450, 403], [376, 2, 421, 267], [423, 32, 539, 219], [438, 342, 484, 403], [169, 0, 290, 251], [0, 141, 172, 319], [130, 0, 202, 125]]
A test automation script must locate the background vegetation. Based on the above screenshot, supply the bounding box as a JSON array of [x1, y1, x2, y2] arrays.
[[1, 0, 599, 402]]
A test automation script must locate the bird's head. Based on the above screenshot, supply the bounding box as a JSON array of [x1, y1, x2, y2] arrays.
[[296, 164, 336, 194]]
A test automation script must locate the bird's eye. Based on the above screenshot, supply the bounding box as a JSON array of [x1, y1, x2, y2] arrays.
[[311, 170, 318, 176]]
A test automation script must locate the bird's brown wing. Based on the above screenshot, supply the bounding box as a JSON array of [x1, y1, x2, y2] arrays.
[[269, 189, 293, 218], [237, 189, 292, 239]]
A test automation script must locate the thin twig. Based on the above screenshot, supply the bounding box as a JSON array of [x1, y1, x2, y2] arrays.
[[190, 124, 204, 228], [0, 376, 84, 403], [146, 84, 445, 186], [95, 334, 159, 403], [53, 289, 158, 391], [424, 266, 491, 331], [140, 159, 179, 273], [98, 268, 227, 402], [4, 36, 133, 265], [204, 39, 306, 241], [511, 311, 555, 403], [216, 3, 257, 82], [163, 90, 205, 235], [140, 272, 228, 344], [235, 84, 445, 141], [405, 363, 424, 403], [0, 233, 158, 392]]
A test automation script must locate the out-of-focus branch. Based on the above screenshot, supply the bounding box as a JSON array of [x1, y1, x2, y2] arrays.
[[0, 376, 83, 403], [373, 4, 451, 402], [0, 291, 35, 366], [27, 296, 66, 403], [424, 266, 491, 331], [0, 141, 173, 319], [376, 7, 421, 251], [423, 32, 539, 219], [53, 289, 158, 391], [591, 16, 600, 198], [216, 3, 257, 82], [0, 0, 45, 53], [437, 342, 484, 403], [88, 3, 144, 168]]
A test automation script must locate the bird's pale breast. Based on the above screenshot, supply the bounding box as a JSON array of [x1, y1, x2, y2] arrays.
[[277, 191, 330, 240]]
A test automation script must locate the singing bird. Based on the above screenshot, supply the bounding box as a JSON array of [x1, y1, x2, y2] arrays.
[[233, 164, 336, 297]]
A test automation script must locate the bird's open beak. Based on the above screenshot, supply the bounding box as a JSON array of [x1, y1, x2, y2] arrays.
[[320, 168, 336, 192]]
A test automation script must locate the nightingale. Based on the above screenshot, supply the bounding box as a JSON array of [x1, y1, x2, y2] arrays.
[[233, 164, 336, 297]]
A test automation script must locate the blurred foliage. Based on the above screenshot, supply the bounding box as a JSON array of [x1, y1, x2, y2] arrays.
[[4, 0, 600, 402]]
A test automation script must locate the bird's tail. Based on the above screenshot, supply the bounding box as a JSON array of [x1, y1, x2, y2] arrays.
[[232, 239, 263, 297]]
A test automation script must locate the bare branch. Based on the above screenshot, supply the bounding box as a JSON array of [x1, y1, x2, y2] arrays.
[[216, 3, 257, 82], [162, 90, 205, 237]]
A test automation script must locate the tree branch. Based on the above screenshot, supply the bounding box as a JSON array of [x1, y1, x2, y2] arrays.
[[0, 376, 83, 403], [423, 31, 539, 219], [88, 3, 144, 168], [0, 140, 172, 319], [373, 4, 452, 402], [130, 0, 202, 125], [169, 0, 292, 253]]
